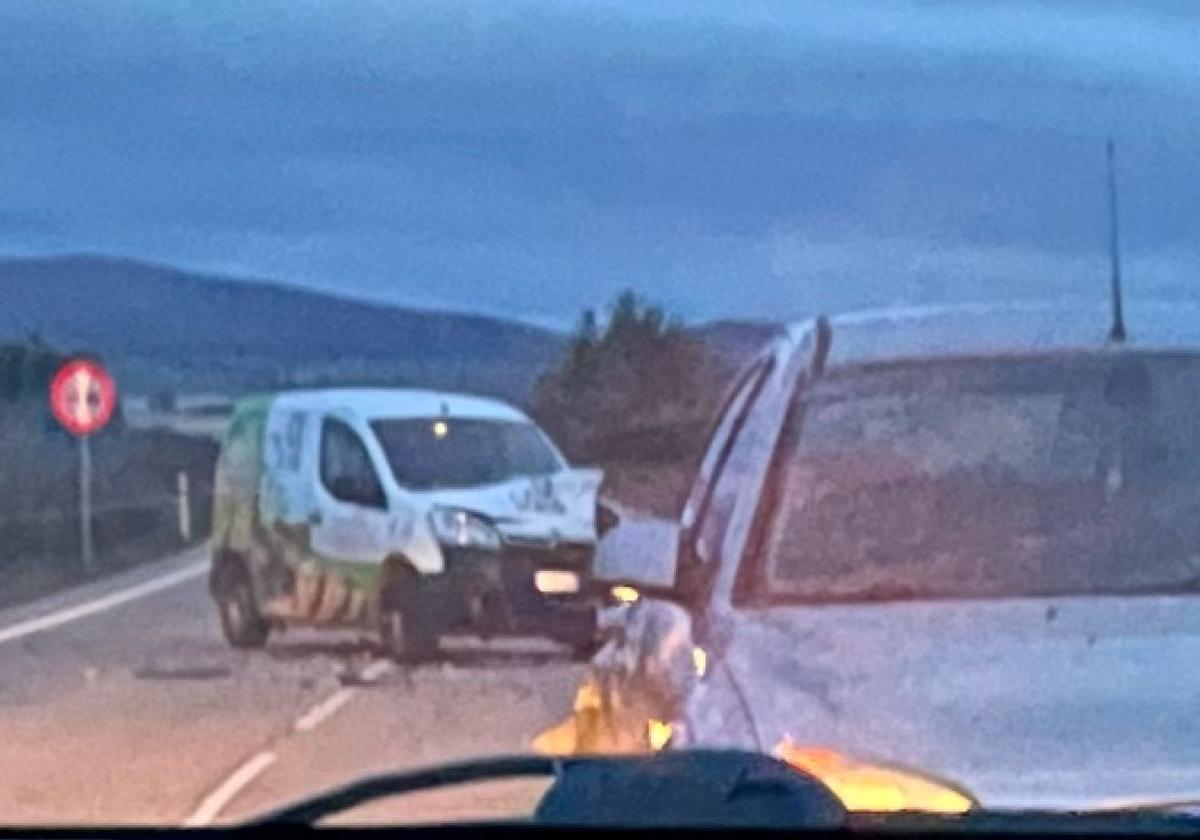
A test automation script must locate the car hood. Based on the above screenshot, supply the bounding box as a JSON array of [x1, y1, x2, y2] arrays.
[[722, 595, 1200, 811], [415, 468, 602, 544]]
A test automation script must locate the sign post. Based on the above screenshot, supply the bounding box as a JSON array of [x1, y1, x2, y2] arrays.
[[49, 359, 117, 575], [79, 434, 93, 572]]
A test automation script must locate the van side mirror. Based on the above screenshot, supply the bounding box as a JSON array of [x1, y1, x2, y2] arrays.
[[596, 500, 620, 538]]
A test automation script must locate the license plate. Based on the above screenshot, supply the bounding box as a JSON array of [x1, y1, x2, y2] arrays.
[[534, 570, 580, 594]]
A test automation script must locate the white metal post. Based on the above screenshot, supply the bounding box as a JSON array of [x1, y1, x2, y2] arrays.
[[79, 434, 94, 574], [177, 470, 192, 542]]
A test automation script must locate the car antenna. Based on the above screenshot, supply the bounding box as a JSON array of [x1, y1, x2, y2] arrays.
[[1105, 138, 1127, 344]]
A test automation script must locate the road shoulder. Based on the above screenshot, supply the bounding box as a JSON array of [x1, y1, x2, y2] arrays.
[[0, 543, 208, 643]]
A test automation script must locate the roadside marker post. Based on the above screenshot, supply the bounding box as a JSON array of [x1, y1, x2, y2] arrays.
[[49, 359, 117, 575], [177, 470, 192, 542]]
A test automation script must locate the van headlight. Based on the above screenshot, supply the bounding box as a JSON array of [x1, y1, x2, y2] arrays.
[[428, 507, 502, 550]]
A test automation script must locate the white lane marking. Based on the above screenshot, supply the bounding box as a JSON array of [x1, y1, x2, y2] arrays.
[[294, 688, 358, 733], [197, 659, 394, 823], [293, 660, 394, 732], [0, 560, 207, 646], [360, 659, 394, 682], [184, 751, 277, 827]]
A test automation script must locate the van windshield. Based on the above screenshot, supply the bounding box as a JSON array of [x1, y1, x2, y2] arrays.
[[370, 418, 563, 491]]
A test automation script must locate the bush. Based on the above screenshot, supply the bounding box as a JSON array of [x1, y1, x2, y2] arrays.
[[532, 290, 727, 470], [0, 404, 77, 520]]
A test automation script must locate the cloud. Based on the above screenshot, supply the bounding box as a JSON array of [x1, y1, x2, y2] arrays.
[[0, 0, 1198, 321], [766, 229, 1200, 313]]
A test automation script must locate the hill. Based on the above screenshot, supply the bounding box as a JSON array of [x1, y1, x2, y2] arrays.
[[0, 255, 566, 403], [0, 255, 785, 407]]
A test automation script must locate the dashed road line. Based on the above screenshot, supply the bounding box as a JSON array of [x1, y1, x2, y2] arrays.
[[194, 658, 397, 824], [360, 659, 394, 682], [0, 540, 398, 825], [0, 560, 207, 645], [184, 751, 277, 827], [294, 660, 394, 732], [294, 688, 358, 733]]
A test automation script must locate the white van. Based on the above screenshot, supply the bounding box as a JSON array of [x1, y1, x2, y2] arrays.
[[209, 388, 602, 660]]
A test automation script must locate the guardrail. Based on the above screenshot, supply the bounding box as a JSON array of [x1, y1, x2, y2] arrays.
[[0, 472, 213, 596]]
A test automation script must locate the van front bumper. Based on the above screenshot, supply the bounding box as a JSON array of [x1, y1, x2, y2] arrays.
[[430, 541, 597, 640]]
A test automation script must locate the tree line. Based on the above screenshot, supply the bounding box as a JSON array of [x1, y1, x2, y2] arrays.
[[530, 291, 737, 513]]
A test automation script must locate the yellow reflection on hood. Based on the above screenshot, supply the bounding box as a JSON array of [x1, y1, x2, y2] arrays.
[[775, 739, 975, 814]]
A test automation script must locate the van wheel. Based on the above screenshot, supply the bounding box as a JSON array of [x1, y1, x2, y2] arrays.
[[216, 563, 270, 649], [379, 576, 437, 663], [567, 636, 601, 661]]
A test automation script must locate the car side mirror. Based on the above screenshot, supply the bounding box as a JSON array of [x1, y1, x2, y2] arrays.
[[593, 515, 681, 596]]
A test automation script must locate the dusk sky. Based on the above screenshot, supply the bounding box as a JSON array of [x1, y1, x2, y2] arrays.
[[2, 1, 1198, 328]]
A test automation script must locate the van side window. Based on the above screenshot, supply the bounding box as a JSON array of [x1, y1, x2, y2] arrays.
[[320, 419, 386, 509]]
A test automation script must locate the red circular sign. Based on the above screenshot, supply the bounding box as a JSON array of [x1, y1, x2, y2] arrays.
[[49, 359, 117, 436]]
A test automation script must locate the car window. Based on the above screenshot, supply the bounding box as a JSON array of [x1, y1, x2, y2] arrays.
[[756, 353, 1200, 603], [320, 418, 385, 508], [11, 0, 1200, 827]]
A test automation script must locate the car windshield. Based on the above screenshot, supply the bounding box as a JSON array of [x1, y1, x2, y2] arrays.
[[8, 0, 1200, 829], [761, 353, 1200, 602], [370, 418, 562, 490]]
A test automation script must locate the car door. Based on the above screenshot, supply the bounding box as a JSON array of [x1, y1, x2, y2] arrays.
[[675, 354, 776, 603], [307, 416, 392, 621], [593, 354, 778, 749]]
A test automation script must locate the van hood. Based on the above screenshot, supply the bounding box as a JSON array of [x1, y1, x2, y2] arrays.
[[721, 595, 1200, 811], [415, 468, 602, 544]]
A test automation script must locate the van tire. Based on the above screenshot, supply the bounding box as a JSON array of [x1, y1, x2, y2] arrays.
[[215, 561, 270, 649], [379, 575, 437, 663], [567, 636, 601, 661]]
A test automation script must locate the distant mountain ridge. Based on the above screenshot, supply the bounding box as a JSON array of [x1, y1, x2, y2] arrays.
[[0, 255, 782, 403], [0, 255, 567, 403]]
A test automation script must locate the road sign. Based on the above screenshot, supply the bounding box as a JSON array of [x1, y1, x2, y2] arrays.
[[49, 358, 117, 575], [49, 358, 117, 437]]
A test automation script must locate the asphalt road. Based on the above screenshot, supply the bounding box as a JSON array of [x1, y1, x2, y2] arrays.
[[0, 545, 582, 826]]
